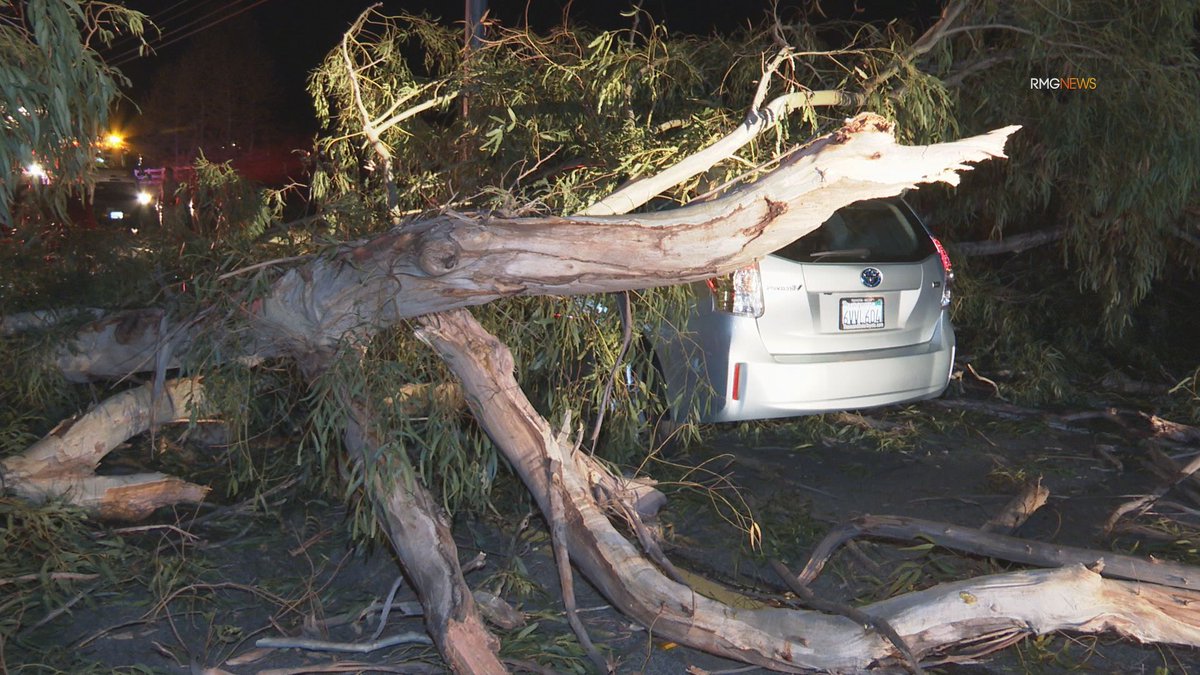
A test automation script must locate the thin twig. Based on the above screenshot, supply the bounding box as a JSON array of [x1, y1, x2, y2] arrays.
[[0, 572, 99, 587], [1105, 449, 1200, 533], [187, 476, 300, 527], [370, 575, 406, 641], [107, 523, 200, 541], [749, 46, 795, 114], [255, 632, 432, 653], [259, 663, 439, 675], [19, 581, 101, 636], [861, 1, 967, 93], [589, 289, 633, 454], [216, 255, 312, 281]]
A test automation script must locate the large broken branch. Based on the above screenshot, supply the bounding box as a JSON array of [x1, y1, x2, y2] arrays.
[[342, 399, 507, 674], [47, 115, 1018, 381], [417, 308, 1200, 672], [0, 377, 210, 519], [792, 514, 1200, 591], [580, 89, 861, 217]]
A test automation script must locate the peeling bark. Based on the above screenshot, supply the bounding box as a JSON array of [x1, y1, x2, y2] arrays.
[[0, 377, 210, 518]]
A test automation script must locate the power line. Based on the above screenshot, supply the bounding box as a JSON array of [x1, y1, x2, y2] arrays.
[[110, 0, 253, 65], [100, 0, 228, 58], [111, 0, 277, 67]]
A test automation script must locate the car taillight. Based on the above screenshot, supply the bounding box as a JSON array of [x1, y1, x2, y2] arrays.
[[706, 262, 764, 317], [931, 236, 954, 308]]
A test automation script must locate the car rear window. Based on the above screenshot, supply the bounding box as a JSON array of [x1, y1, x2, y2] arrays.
[[771, 200, 936, 264]]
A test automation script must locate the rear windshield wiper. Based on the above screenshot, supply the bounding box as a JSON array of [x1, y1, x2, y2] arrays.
[[809, 247, 871, 261]]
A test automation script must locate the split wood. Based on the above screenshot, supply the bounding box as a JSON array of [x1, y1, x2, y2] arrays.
[[981, 480, 1049, 534]]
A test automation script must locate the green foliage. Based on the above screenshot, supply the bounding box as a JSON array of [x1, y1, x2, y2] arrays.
[[305, 9, 938, 224], [0, 0, 146, 225], [497, 616, 591, 674], [926, 0, 1200, 336], [1168, 366, 1200, 425], [947, 254, 1077, 404], [187, 156, 285, 244], [0, 498, 135, 649], [299, 334, 495, 542]]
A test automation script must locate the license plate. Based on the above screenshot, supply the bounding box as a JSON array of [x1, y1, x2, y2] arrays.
[[840, 297, 884, 330]]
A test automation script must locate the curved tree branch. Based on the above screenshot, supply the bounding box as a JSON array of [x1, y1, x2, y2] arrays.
[[953, 227, 1065, 256]]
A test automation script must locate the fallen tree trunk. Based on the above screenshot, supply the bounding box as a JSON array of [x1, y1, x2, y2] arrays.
[[44, 115, 1018, 382], [35, 113, 1200, 671], [342, 398, 508, 674], [417, 308, 1200, 671]]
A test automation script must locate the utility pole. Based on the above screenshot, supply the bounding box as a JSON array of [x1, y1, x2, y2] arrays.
[[462, 0, 486, 119], [465, 0, 486, 51]]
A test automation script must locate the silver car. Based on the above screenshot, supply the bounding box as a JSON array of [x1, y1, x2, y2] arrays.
[[654, 198, 955, 422]]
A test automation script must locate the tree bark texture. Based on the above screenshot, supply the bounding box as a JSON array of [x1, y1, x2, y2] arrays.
[[342, 400, 508, 674], [0, 377, 210, 519]]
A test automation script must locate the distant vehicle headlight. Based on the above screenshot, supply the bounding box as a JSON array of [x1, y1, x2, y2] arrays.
[[24, 163, 48, 182], [136, 191, 153, 206]]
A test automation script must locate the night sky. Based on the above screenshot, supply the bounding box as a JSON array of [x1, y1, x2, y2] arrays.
[[103, 0, 941, 136]]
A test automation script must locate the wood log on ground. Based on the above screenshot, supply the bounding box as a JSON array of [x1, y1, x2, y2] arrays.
[[0, 377, 210, 519], [981, 480, 1049, 534]]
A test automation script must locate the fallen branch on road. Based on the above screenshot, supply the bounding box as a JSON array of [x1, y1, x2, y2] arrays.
[[791, 514, 1200, 591]]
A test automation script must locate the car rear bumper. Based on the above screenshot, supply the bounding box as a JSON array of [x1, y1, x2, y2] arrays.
[[689, 314, 955, 422]]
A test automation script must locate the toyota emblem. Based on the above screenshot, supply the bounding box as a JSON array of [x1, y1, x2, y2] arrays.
[[860, 267, 882, 288]]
